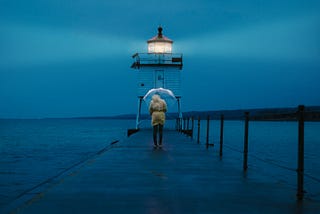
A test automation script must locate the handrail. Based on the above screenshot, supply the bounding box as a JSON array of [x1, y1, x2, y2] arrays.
[[131, 53, 183, 68], [176, 105, 320, 201]]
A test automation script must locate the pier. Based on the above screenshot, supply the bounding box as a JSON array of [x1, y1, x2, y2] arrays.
[[8, 128, 320, 213]]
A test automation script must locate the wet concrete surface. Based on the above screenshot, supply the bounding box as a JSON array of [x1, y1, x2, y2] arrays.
[[9, 130, 320, 214]]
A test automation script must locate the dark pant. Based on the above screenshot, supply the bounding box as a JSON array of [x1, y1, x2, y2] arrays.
[[153, 124, 163, 145]]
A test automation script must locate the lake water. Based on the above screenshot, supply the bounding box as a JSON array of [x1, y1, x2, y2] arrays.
[[0, 119, 133, 209], [0, 119, 319, 210]]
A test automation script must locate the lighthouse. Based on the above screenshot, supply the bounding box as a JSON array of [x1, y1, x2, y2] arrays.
[[131, 26, 183, 129]]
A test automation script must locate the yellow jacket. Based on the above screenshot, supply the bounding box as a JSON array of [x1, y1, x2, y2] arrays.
[[149, 95, 167, 126]]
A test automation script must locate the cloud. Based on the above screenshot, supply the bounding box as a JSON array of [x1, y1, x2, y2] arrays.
[[177, 14, 320, 63], [0, 22, 143, 68]]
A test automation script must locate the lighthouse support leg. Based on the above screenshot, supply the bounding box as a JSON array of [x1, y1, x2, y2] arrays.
[[177, 97, 182, 119], [136, 97, 143, 129], [177, 98, 183, 131]]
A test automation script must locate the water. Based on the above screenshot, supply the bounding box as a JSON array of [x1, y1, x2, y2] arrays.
[[195, 120, 320, 200], [0, 119, 133, 209], [0, 119, 319, 209]]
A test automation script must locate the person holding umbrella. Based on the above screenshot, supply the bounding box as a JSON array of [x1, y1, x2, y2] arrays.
[[149, 94, 167, 148]]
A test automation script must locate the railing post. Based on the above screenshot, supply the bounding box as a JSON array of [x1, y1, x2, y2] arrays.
[[176, 118, 178, 131], [220, 114, 224, 157], [177, 118, 179, 132], [181, 118, 184, 131], [206, 115, 210, 149], [243, 112, 249, 171], [191, 117, 194, 139], [197, 116, 200, 144], [297, 105, 305, 201], [187, 117, 190, 130]]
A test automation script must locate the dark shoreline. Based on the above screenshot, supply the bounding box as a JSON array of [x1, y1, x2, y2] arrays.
[[1, 106, 319, 121], [57, 106, 320, 121], [73, 106, 320, 121]]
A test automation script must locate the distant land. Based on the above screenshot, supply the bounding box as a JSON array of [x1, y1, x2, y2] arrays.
[[75, 106, 320, 121]]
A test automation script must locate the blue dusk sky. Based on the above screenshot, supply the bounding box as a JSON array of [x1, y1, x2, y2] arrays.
[[0, 0, 319, 118]]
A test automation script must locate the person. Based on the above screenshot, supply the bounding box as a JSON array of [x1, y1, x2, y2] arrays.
[[149, 94, 167, 148]]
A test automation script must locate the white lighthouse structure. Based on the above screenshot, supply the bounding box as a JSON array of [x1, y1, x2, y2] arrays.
[[131, 26, 183, 129]]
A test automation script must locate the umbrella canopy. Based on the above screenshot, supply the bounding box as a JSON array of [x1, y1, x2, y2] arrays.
[[143, 88, 177, 108]]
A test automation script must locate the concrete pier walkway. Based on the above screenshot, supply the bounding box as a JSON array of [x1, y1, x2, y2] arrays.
[[10, 130, 320, 213]]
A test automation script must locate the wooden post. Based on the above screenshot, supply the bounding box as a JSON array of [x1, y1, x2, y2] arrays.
[[197, 116, 200, 144], [219, 114, 224, 157], [206, 115, 210, 149], [297, 105, 305, 200], [243, 112, 249, 171]]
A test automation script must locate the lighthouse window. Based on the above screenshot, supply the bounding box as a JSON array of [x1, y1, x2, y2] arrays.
[[148, 42, 172, 53]]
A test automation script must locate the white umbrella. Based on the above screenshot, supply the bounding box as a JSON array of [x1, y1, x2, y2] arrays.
[[143, 88, 177, 108]]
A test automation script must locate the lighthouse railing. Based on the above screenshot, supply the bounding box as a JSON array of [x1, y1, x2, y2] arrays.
[[131, 53, 183, 68]]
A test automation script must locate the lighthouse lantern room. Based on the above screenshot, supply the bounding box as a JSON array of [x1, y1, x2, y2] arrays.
[[147, 27, 173, 53], [131, 27, 183, 129]]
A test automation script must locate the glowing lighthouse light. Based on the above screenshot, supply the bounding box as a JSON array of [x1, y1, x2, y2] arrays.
[[147, 27, 173, 54]]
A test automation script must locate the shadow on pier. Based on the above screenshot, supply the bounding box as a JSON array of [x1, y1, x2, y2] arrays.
[[8, 129, 320, 214]]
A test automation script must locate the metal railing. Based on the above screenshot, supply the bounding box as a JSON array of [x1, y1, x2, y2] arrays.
[[176, 105, 320, 201], [131, 53, 183, 68]]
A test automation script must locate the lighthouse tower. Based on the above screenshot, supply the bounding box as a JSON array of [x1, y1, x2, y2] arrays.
[[131, 26, 183, 129]]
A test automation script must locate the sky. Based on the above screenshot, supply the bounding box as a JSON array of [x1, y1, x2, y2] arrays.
[[0, 0, 319, 118]]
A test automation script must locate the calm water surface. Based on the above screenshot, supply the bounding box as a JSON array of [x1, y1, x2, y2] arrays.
[[0, 119, 133, 209]]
